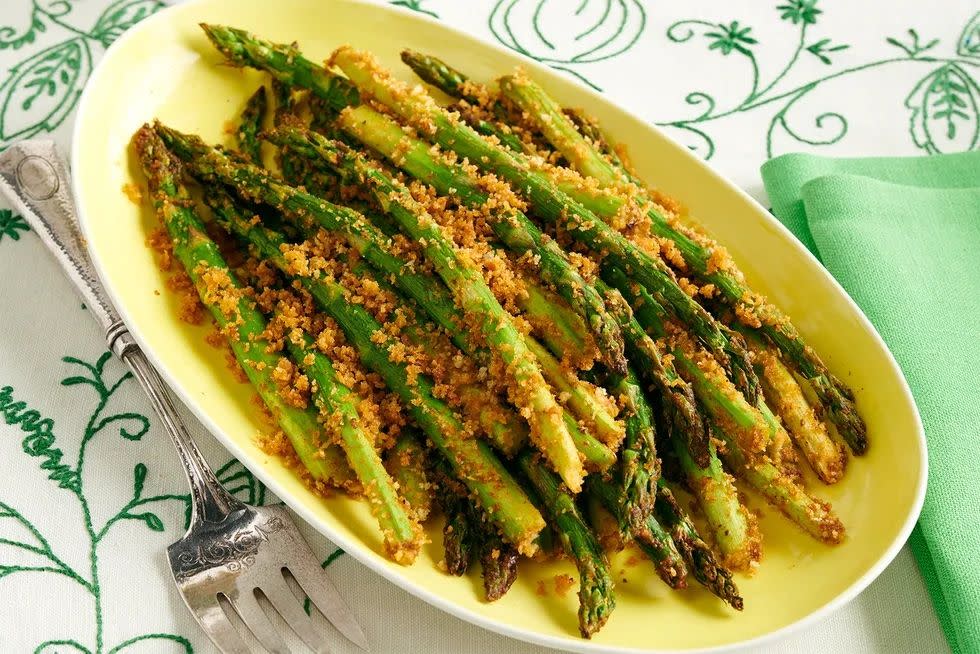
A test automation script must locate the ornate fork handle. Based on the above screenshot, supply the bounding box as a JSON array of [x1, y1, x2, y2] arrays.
[[0, 140, 242, 525]]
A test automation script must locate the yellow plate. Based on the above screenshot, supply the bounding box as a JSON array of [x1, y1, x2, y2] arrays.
[[71, 1, 927, 651]]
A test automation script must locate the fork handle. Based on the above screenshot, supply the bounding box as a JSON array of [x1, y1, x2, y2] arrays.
[[0, 140, 243, 525]]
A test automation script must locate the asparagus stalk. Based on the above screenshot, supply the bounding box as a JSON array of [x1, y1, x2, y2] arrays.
[[479, 528, 520, 601], [351, 259, 613, 468], [585, 279, 711, 468], [328, 45, 758, 404], [746, 336, 846, 484], [524, 336, 623, 451], [517, 451, 615, 638], [441, 487, 476, 576], [653, 481, 743, 609], [280, 321, 422, 561], [614, 279, 843, 542], [498, 72, 865, 455], [236, 85, 266, 164], [675, 430, 761, 570], [384, 431, 434, 522], [345, 259, 529, 456], [438, 458, 520, 598], [152, 174, 420, 560], [587, 371, 688, 589], [279, 114, 629, 378], [132, 125, 353, 489], [202, 24, 359, 111], [168, 147, 547, 553], [399, 49, 527, 154], [713, 423, 845, 544], [518, 278, 591, 364]]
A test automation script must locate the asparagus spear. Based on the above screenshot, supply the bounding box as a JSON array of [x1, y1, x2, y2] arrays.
[[580, 279, 759, 566], [499, 72, 866, 455], [479, 527, 520, 601], [341, 259, 531, 457], [518, 278, 591, 365], [326, 45, 758, 399], [276, 116, 629, 378], [132, 125, 353, 489], [517, 451, 615, 638], [713, 423, 845, 544], [438, 458, 520, 598], [674, 427, 761, 569], [144, 170, 420, 559], [279, 319, 422, 561], [587, 371, 688, 589], [744, 335, 846, 484], [591, 278, 710, 468], [653, 481, 743, 609], [441, 484, 476, 576], [202, 24, 359, 111], [384, 430, 434, 522], [236, 85, 266, 164], [166, 145, 547, 553], [399, 49, 527, 154]]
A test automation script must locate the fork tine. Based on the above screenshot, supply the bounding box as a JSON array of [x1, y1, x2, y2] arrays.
[[193, 596, 252, 654], [229, 588, 290, 654], [260, 575, 331, 654], [286, 558, 370, 652]]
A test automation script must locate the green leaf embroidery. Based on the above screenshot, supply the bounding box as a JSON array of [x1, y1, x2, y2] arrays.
[[89, 0, 166, 47], [0, 209, 30, 242], [958, 12, 980, 58], [390, 0, 438, 19], [704, 21, 757, 56], [906, 63, 980, 153], [216, 458, 267, 506], [885, 28, 939, 59], [777, 0, 822, 26], [133, 463, 148, 497], [0, 16, 47, 51], [130, 512, 165, 532], [805, 38, 849, 65], [0, 38, 92, 147]]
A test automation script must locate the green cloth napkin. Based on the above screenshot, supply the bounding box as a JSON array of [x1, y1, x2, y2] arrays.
[[761, 152, 980, 654]]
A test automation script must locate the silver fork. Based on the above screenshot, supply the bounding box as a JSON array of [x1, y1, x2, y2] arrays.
[[0, 141, 370, 654]]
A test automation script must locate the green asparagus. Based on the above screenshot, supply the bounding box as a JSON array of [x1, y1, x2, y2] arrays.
[[236, 85, 266, 164], [132, 125, 354, 489], [518, 450, 615, 638], [400, 49, 528, 154]]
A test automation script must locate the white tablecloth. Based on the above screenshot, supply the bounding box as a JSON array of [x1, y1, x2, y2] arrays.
[[2, 0, 973, 651]]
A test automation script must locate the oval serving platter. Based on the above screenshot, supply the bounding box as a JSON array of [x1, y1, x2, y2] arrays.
[[71, 1, 927, 651]]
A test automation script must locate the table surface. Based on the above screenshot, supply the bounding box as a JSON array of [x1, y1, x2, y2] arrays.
[[1, 0, 973, 652]]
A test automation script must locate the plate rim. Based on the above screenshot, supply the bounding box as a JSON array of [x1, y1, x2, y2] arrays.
[[69, 1, 929, 652]]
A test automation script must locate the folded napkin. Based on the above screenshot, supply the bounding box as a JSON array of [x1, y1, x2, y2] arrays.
[[762, 152, 980, 654]]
